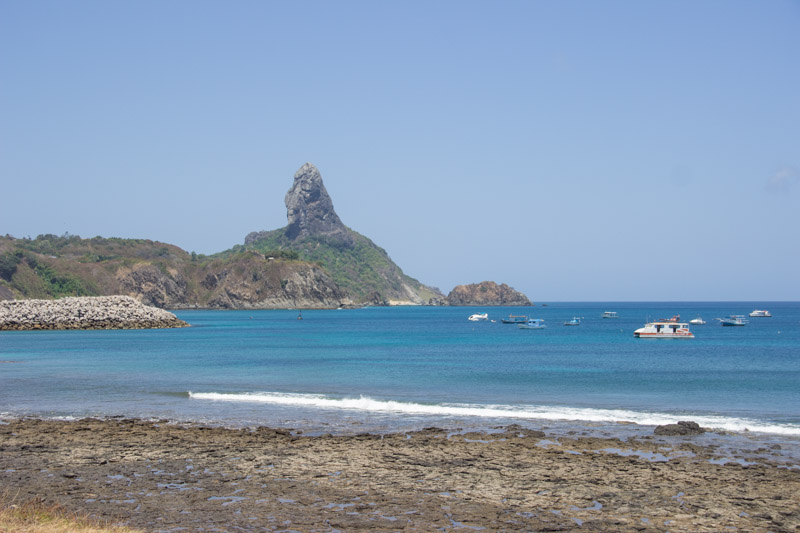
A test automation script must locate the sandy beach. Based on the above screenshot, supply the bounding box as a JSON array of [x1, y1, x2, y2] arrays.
[[1, 418, 798, 532]]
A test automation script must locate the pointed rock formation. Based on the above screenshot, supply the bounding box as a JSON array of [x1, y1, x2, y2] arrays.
[[285, 163, 346, 240], [244, 163, 443, 304]]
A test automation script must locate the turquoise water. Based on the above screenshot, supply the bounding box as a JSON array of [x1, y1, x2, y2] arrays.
[[1, 302, 799, 437]]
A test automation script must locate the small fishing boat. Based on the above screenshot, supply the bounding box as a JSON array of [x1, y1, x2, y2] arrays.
[[717, 315, 748, 326], [501, 314, 528, 324], [564, 317, 582, 326], [468, 313, 488, 322], [518, 318, 546, 329], [634, 321, 694, 338], [749, 309, 772, 317], [601, 311, 619, 319], [689, 316, 706, 325]]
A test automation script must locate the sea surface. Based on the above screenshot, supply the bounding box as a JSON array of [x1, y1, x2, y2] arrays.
[[2, 302, 799, 444]]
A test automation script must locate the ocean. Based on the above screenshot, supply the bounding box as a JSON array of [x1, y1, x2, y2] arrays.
[[2, 302, 799, 442]]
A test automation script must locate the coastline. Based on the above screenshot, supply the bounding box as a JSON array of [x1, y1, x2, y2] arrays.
[[2, 417, 798, 532]]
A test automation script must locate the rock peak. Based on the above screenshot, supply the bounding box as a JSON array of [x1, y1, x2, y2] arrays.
[[285, 163, 345, 240]]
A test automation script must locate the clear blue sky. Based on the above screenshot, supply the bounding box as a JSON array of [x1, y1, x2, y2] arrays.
[[2, 1, 798, 301]]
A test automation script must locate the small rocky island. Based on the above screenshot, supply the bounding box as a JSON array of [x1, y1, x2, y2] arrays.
[[446, 281, 532, 306], [0, 295, 188, 331]]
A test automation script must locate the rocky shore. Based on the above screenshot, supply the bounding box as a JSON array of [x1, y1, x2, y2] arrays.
[[1, 418, 797, 532], [0, 296, 188, 330]]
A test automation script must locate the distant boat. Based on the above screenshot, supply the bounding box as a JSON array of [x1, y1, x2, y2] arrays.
[[564, 317, 582, 326], [717, 315, 748, 326], [518, 318, 546, 329], [634, 321, 694, 338], [501, 314, 528, 324], [689, 316, 706, 325], [601, 311, 619, 319], [749, 309, 772, 317], [468, 313, 489, 322], [658, 315, 680, 323]]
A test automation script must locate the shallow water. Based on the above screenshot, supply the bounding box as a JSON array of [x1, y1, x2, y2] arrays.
[[1, 302, 799, 444]]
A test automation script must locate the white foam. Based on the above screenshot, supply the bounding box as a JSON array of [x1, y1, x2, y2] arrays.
[[187, 391, 800, 436]]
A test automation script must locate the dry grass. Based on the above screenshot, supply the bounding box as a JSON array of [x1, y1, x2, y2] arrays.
[[0, 492, 141, 533]]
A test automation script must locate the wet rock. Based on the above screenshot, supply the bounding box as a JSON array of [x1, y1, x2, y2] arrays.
[[654, 421, 705, 436]]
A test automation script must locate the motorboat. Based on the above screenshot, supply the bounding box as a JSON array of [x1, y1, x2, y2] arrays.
[[518, 318, 546, 329], [564, 317, 582, 326], [634, 321, 694, 338], [717, 315, 748, 326], [689, 316, 706, 325], [501, 314, 528, 324], [749, 309, 772, 317], [468, 313, 489, 322], [601, 311, 619, 319]]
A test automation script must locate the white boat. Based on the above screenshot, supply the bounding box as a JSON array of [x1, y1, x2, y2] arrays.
[[564, 317, 582, 326], [601, 311, 619, 319], [689, 316, 706, 325], [518, 318, 546, 329], [749, 309, 772, 317], [634, 321, 694, 338], [468, 313, 489, 322], [717, 315, 748, 326]]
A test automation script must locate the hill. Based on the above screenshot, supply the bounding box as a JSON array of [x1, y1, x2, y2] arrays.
[[0, 233, 345, 309], [241, 163, 443, 305]]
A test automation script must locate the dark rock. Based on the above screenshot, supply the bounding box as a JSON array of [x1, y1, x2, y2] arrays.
[[654, 421, 705, 436], [285, 162, 347, 241]]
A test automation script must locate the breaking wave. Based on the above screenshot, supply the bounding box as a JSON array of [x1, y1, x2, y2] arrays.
[[188, 391, 800, 436]]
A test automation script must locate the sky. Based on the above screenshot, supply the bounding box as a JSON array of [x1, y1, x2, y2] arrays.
[[1, 1, 798, 301]]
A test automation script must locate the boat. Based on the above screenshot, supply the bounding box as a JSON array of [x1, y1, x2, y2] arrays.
[[717, 315, 748, 326], [468, 313, 488, 322], [689, 316, 706, 325], [518, 318, 546, 329], [564, 317, 582, 326], [749, 309, 772, 317], [501, 314, 528, 324], [601, 311, 619, 319], [658, 315, 680, 323], [634, 321, 694, 338]]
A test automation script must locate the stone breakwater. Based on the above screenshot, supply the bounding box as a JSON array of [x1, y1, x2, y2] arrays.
[[0, 295, 189, 330]]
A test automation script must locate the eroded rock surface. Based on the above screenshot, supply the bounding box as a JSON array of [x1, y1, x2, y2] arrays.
[[2, 419, 797, 532]]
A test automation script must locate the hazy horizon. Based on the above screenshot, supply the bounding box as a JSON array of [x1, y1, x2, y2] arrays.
[[2, 1, 798, 301]]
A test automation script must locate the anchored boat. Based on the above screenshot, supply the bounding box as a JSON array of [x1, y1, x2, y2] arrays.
[[468, 313, 488, 322], [749, 309, 772, 317], [717, 315, 748, 326], [501, 314, 528, 324], [518, 318, 546, 329], [634, 321, 694, 338]]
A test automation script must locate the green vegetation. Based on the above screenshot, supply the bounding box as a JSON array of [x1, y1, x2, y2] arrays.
[[242, 227, 428, 300]]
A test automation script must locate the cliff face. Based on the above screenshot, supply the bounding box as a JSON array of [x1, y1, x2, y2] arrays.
[[446, 281, 532, 306], [245, 163, 442, 305], [0, 235, 347, 309], [284, 163, 348, 241]]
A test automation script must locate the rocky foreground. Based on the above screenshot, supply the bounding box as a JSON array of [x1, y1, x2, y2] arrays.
[[1, 419, 798, 532], [0, 295, 188, 330]]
